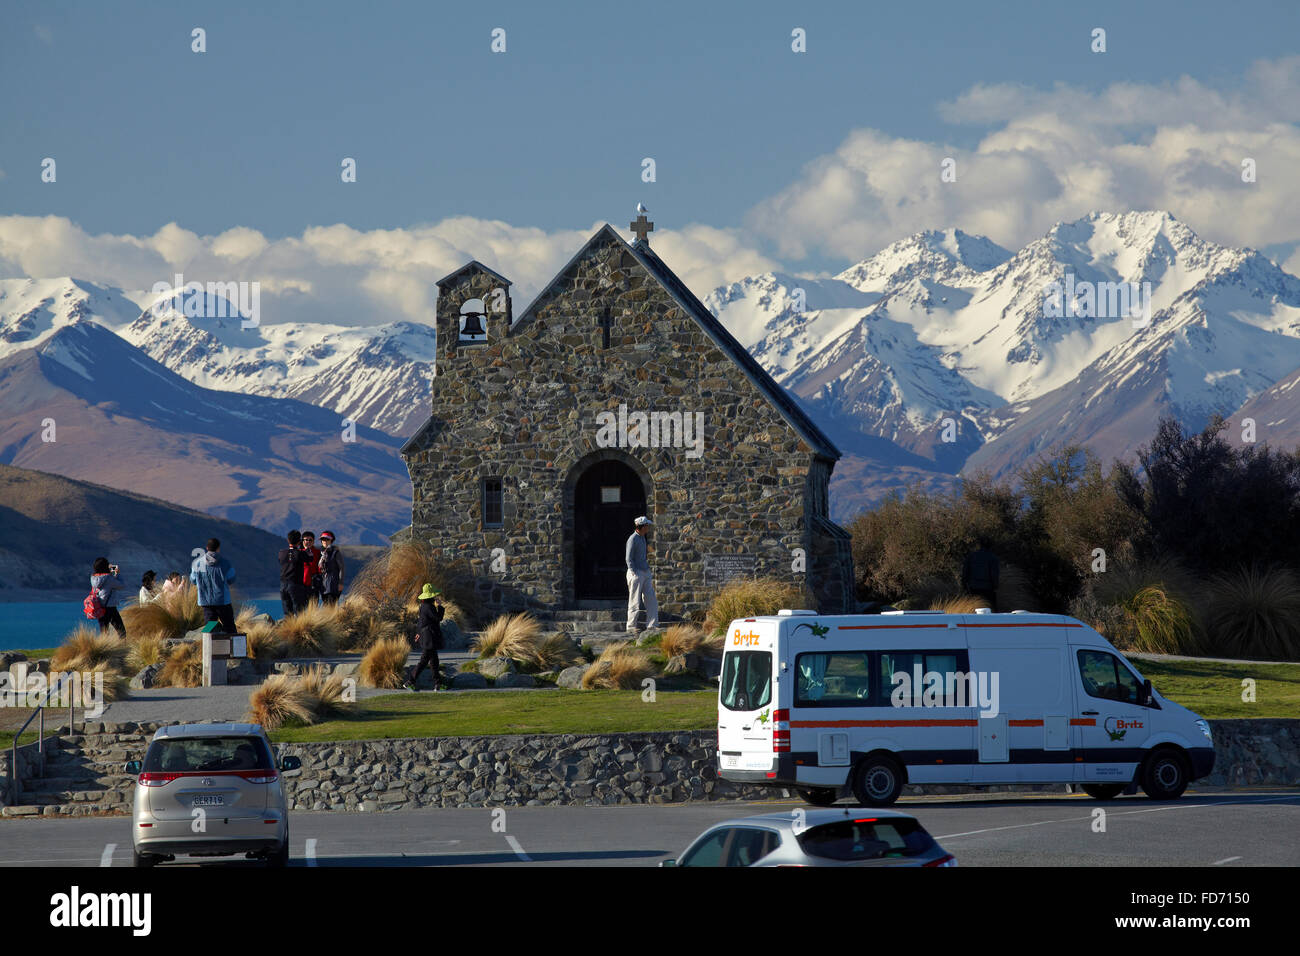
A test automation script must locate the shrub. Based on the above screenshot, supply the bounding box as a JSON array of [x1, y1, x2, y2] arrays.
[[359, 636, 410, 689], [243, 618, 284, 659], [51, 626, 128, 673], [534, 633, 584, 671], [492, 613, 542, 662], [348, 541, 479, 627], [995, 562, 1039, 612], [122, 583, 204, 640], [581, 644, 657, 690], [1120, 586, 1200, 654], [156, 641, 203, 688], [246, 675, 313, 731], [296, 664, 352, 719], [1203, 566, 1300, 660], [126, 632, 167, 672], [703, 578, 812, 637], [277, 603, 345, 657], [927, 594, 987, 613], [660, 624, 704, 657], [472, 614, 515, 658]]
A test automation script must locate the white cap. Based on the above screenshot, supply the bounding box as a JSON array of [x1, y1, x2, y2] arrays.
[[634, 516, 653, 526]]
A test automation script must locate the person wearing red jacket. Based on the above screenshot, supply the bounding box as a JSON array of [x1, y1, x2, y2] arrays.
[[300, 531, 323, 607]]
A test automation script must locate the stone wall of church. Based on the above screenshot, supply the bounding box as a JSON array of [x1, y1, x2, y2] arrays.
[[404, 233, 847, 619]]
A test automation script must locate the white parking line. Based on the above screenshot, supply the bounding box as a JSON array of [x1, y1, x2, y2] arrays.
[[937, 795, 1300, 840], [305, 839, 317, 867], [1212, 856, 1242, 866], [100, 844, 115, 867], [505, 835, 532, 862]]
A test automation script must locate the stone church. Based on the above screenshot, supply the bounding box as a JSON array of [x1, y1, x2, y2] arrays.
[[400, 216, 855, 619]]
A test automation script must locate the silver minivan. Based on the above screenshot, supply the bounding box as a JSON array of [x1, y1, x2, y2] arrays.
[[125, 723, 301, 867]]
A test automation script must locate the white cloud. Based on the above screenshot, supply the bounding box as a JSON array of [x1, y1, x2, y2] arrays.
[[0, 215, 773, 328], [747, 57, 1300, 261]]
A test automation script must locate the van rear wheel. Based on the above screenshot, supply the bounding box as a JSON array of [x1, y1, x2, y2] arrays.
[[795, 787, 838, 807], [1141, 750, 1189, 800], [1081, 784, 1123, 800], [850, 755, 904, 807]]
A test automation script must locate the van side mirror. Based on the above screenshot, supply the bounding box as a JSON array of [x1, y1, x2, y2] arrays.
[[1142, 679, 1154, 707], [659, 859, 677, 868], [280, 755, 302, 772], [124, 760, 142, 775]]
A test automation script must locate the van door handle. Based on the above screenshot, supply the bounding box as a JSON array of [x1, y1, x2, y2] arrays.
[[1082, 710, 1099, 716], [741, 724, 751, 731]]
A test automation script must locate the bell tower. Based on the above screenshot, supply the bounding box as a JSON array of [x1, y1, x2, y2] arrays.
[[433, 260, 513, 370]]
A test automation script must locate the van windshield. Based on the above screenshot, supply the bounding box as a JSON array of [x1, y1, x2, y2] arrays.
[[720, 651, 772, 712]]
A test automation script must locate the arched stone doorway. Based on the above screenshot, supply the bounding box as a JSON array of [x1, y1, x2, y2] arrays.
[[572, 458, 648, 600]]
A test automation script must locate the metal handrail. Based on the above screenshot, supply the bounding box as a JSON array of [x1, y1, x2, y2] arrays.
[[7, 671, 76, 806]]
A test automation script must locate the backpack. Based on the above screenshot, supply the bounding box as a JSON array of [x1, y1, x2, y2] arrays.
[[84, 586, 106, 619]]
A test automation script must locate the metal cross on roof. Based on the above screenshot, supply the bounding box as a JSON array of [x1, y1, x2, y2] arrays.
[[630, 212, 654, 243]]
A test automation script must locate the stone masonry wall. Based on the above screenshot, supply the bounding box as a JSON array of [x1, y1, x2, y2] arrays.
[[404, 231, 842, 618]]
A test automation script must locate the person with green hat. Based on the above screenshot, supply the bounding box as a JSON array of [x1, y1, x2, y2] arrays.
[[404, 583, 446, 691]]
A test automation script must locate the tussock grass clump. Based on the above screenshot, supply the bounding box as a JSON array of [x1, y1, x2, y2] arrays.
[[156, 641, 203, 688], [246, 675, 313, 731], [1203, 566, 1300, 661], [348, 541, 479, 627], [703, 577, 813, 637], [122, 582, 204, 640], [359, 636, 411, 689], [296, 664, 352, 719], [660, 624, 704, 657], [51, 626, 128, 673], [535, 633, 584, 671], [243, 618, 284, 659], [126, 632, 168, 672], [1119, 586, 1201, 655], [277, 603, 345, 657], [1080, 558, 1202, 654], [472, 614, 512, 658], [581, 644, 657, 690], [927, 594, 988, 613]]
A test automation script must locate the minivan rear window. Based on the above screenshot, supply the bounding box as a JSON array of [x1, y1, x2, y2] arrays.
[[720, 651, 772, 712], [143, 736, 274, 773], [797, 818, 936, 861]]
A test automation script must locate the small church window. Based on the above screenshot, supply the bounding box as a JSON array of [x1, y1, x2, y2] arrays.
[[600, 485, 621, 504], [483, 477, 503, 528], [599, 309, 613, 349]]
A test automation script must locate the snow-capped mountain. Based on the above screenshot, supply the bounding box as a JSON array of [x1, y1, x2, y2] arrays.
[[708, 212, 1300, 518], [0, 320, 410, 544], [0, 278, 437, 436]]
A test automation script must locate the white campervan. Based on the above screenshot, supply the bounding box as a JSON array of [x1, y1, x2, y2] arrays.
[[716, 609, 1215, 806]]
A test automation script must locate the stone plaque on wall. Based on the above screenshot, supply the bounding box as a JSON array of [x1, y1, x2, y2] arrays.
[[704, 554, 758, 587]]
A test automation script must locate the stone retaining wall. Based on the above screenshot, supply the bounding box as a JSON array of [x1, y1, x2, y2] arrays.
[[276, 718, 1300, 811]]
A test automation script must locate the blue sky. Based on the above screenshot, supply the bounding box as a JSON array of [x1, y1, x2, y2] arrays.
[[1, 0, 1298, 316]]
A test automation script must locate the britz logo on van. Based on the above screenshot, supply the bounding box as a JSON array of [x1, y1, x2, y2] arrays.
[[732, 629, 762, 646], [1104, 716, 1143, 741]]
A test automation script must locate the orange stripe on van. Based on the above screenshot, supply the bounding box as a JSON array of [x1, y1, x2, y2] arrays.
[[1070, 718, 1096, 726], [1008, 719, 1044, 727], [790, 719, 978, 728]]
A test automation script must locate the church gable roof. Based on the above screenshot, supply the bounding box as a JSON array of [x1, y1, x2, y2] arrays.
[[509, 224, 840, 462], [436, 259, 511, 289]]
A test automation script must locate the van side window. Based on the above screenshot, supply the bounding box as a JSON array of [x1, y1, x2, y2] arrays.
[[878, 650, 971, 704], [1077, 650, 1142, 704], [795, 652, 872, 706]]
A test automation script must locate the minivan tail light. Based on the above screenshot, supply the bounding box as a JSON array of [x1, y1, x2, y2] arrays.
[[923, 854, 957, 867], [240, 771, 278, 784], [138, 772, 179, 787]]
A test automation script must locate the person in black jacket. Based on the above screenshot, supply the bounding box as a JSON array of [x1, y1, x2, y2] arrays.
[[961, 536, 1000, 611], [404, 584, 445, 691], [278, 530, 311, 616]]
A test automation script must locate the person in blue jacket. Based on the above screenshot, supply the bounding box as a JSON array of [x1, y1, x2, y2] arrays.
[[191, 537, 237, 633]]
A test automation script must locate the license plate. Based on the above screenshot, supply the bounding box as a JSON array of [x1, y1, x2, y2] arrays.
[[722, 755, 738, 768], [192, 795, 224, 807]]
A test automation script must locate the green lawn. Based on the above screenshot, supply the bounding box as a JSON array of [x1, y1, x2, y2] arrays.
[[5, 648, 56, 659], [269, 688, 720, 743], [1131, 657, 1300, 719]]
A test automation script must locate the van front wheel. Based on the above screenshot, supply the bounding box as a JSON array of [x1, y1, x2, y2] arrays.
[[850, 756, 904, 807], [1141, 750, 1189, 800], [796, 787, 838, 807]]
